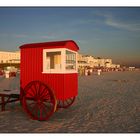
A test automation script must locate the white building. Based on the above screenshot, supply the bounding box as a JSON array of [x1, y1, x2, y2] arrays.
[[77, 53, 89, 67], [82, 55, 94, 67], [77, 53, 120, 69], [78, 60, 90, 67], [93, 58, 112, 68], [0, 51, 20, 64], [110, 64, 120, 68], [78, 53, 114, 68]]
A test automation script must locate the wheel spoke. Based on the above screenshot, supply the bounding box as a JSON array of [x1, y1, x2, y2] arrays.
[[26, 91, 34, 98], [29, 102, 38, 116], [39, 87, 47, 97], [41, 103, 48, 116], [35, 108, 39, 119], [38, 103, 43, 119], [44, 101, 53, 109], [41, 94, 51, 103], [33, 82, 38, 96], [30, 86, 36, 96], [41, 93, 50, 101], [37, 82, 42, 96]]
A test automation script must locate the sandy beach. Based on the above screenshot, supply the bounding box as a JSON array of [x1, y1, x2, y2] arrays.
[[0, 71, 139, 133]]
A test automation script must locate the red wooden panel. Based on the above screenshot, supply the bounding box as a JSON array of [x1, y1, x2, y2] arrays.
[[63, 73, 78, 99]]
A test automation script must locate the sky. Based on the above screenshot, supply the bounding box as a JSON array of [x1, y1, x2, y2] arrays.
[[0, 7, 140, 67]]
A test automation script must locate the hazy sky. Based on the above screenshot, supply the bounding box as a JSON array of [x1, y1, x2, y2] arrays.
[[0, 7, 140, 67]]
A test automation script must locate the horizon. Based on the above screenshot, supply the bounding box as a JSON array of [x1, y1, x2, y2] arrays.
[[0, 7, 140, 67]]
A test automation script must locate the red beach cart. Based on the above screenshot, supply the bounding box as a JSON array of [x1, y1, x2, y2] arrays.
[[20, 40, 79, 120]]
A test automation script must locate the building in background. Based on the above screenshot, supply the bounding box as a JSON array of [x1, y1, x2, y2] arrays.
[[94, 57, 112, 68], [77, 53, 120, 69], [78, 53, 90, 67], [110, 64, 121, 68], [82, 55, 95, 67], [0, 51, 20, 64]]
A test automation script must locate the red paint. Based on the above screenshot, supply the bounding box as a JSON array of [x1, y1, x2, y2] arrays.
[[20, 40, 79, 100]]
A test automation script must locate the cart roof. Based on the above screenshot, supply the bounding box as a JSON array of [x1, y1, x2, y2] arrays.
[[19, 40, 79, 51]]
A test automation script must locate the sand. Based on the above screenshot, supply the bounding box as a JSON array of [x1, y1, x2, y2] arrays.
[[0, 71, 139, 133]]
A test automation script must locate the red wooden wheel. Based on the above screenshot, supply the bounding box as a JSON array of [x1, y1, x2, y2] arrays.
[[22, 81, 57, 121], [57, 97, 75, 109]]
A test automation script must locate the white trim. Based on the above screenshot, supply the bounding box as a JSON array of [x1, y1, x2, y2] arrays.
[[42, 71, 78, 74], [62, 49, 65, 72], [43, 48, 78, 74]]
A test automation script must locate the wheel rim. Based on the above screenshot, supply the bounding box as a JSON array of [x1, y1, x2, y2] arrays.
[[22, 81, 57, 121], [57, 97, 75, 109]]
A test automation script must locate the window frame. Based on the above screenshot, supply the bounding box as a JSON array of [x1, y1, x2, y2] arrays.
[[65, 50, 77, 71], [43, 48, 78, 74]]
